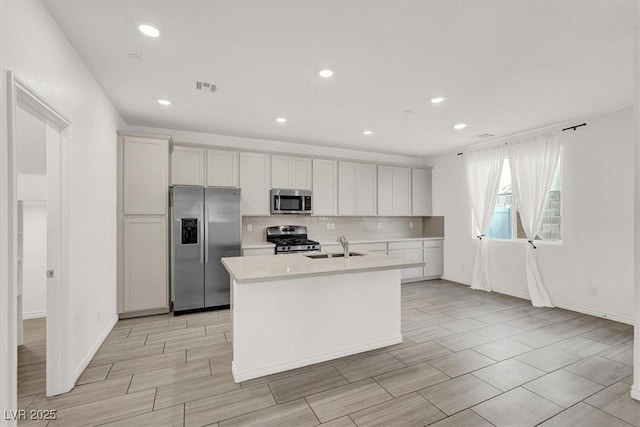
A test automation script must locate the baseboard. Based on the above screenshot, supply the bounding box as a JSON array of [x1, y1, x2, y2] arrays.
[[72, 314, 118, 383], [232, 335, 403, 383], [22, 310, 46, 320], [492, 286, 531, 300], [630, 385, 640, 401], [551, 300, 634, 325], [441, 274, 470, 286]]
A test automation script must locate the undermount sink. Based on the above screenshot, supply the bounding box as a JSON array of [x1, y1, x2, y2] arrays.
[[305, 252, 365, 259]]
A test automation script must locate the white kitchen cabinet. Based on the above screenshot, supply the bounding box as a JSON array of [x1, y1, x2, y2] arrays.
[[123, 136, 169, 215], [242, 247, 275, 256], [207, 149, 239, 188], [388, 248, 423, 280], [412, 168, 433, 216], [339, 161, 377, 216], [271, 155, 312, 190], [171, 145, 205, 186], [123, 217, 168, 312], [378, 166, 411, 216], [312, 159, 338, 216], [240, 152, 271, 216], [423, 240, 443, 278]]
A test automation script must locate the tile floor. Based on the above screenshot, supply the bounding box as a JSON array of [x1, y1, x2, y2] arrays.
[[16, 279, 638, 426]]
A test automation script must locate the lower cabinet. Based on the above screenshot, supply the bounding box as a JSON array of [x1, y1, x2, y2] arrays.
[[123, 217, 168, 312], [423, 241, 443, 278], [388, 248, 423, 280]]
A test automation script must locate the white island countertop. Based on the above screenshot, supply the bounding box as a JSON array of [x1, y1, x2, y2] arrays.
[[222, 252, 424, 284]]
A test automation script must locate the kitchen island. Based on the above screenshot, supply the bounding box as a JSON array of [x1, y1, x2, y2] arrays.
[[221, 251, 424, 382]]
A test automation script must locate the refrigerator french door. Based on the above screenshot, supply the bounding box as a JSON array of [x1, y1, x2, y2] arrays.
[[172, 186, 241, 313]]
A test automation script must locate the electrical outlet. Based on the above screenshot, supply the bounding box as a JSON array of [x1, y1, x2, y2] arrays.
[[409, 222, 413, 228], [246, 224, 253, 232]]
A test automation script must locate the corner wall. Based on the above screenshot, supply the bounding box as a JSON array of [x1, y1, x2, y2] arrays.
[[1, 0, 124, 393], [427, 108, 635, 323]]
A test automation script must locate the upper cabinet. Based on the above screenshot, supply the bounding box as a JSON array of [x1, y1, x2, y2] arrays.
[[239, 152, 271, 216], [271, 155, 312, 190], [412, 168, 433, 216], [123, 136, 169, 215], [339, 161, 377, 216], [207, 149, 239, 188], [171, 145, 205, 186], [378, 166, 411, 216], [312, 159, 338, 216]]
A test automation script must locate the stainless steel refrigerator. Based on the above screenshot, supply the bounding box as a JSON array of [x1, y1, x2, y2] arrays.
[[171, 186, 241, 314]]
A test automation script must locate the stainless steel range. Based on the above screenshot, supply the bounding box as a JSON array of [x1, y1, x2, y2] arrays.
[[266, 225, 321, 254]]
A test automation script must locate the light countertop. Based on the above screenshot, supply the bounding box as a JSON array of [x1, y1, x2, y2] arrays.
[[222, 252, 424, 284], [242, 236, 443, 249]]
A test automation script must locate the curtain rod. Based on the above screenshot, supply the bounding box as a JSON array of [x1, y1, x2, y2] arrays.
[[457, 122, 587, 155]]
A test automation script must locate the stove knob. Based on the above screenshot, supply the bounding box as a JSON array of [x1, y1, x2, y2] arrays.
[[307, 245, 311, 249]]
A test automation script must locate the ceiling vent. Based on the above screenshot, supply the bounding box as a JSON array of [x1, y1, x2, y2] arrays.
[[196, 81, 217, 92], [476, 133, 495, 139]]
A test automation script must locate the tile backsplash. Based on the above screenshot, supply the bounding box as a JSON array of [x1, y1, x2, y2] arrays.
[[242, 216, 423, 243]]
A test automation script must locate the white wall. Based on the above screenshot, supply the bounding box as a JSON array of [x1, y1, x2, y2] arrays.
[[427, 108, 635, 324], [21, 203, 47, 319], [1, 0, 124, 393], [16, 107, 46, 174]]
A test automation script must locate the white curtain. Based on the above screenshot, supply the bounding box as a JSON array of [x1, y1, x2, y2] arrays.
[[463, 145, 505, 292], [508, 132, 561, 307]]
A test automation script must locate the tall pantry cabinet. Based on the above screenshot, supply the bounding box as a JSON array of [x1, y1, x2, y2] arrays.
[[117, 134, 170, 317]]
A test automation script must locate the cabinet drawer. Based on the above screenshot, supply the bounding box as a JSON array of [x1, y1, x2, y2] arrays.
[[423, 240, 443, 248], [351, 242, 387, 252], [242, 247, 275, 256], [388, 241, 422, 250]]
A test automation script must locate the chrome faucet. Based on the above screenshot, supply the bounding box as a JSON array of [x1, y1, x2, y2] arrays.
[[337, 236, 349, 258]]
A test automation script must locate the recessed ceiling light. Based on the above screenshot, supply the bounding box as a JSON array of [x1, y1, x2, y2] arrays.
[[319, 69, 334, 78], [453, 123, 467, 130], [157, 99, 171, 106], [275, 117, 287, 123], [362, 130, 373, 135], [138, 24, 160, 37], [430, 96, 446, 104]]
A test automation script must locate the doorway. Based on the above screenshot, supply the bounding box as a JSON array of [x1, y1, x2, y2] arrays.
[[5, 72, 72, 404]]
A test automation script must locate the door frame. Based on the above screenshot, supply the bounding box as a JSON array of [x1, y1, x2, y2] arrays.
[[2, 71, 72, 406]]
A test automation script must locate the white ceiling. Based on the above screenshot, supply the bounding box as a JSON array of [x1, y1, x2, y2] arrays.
[[44, 1, 638, 156]]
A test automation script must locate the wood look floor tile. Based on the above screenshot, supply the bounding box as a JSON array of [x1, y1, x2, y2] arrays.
[[550, 336, 611, 357], [128, 320, 186, 336], [90, 342, 165, 366], [108, 350, 185, 378], [100, 404, 185, 427], [373, 362, 450, 397], [473, 323, 523, 340], [204, 323, 232, 335], [28, 375, 131, 411], [404, 325, 454, 343], [114, 314, 170, 329], [106, 327, 131, 340], [318, 416, 356, 426], [565, 355, 633, 386], [472, 338, 533, 361], [240, 366, 312, 387], [129, 359, 211, 393], [472, 387, 562, 427], [310, 352, 370, 370], [515, 347, 581, 372], [47, 389, 156, 427], [428, 408, 494, 427], [436, 332, 492, 352], [539, 402, 633, 427], [389, 341, 453, 365], [472, 359, 545, 392], [186, 342, 232, 362], [418, 374, 501, 415], [185, 384, 276, 426], [349, 392, 445, 427], [268, 366, 349, 404], [582, 326, 633, 347], [219, 398, 318, 427], [163, 333, 227, 353], [76, 363, 112, 385], [585, 382, 640, 424], [335, 353, 405, 383], [146, 326, 206, 344], [599, 342, 634, 366], [523, 369, 604, 408], [306, 379, 392, 423], [429, 350, 495, 378], [510, 329, 565, 348], [154, 372, 240, 409]]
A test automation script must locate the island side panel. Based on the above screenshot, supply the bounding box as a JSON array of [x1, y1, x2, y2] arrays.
[[231, 269, 402, 382]]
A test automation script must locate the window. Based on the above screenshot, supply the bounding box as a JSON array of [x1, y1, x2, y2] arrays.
[[484, 156, 562, 241]]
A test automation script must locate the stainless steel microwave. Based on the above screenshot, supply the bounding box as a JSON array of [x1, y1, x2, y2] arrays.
[[270, 189, 312, 214]]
